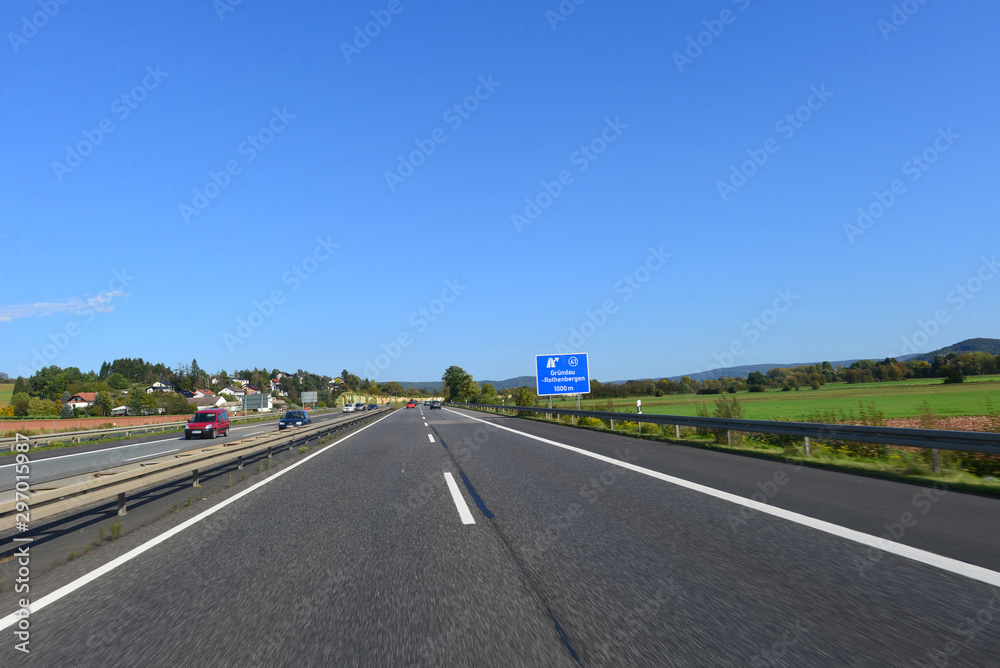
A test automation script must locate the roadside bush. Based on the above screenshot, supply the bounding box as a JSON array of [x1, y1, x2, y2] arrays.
[[640, 422, 661, 435], [748, 419, 798, 450], [578, 416, 603, 428], [857, 402, 886, 427], [957, 452, 1000, 477], [694, 404, 712, 438], [714, 394, 742, 419], [825, 439, 885, 459], [694, 396, 743, 444]]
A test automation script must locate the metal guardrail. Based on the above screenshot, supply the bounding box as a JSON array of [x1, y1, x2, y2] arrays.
[[454, 404, 1000, 456], [0, 408, 386, 532], [0, 409, 336, 451]]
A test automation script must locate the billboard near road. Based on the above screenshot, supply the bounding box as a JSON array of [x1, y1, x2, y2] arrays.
[[301, 391, 318, 404], [242, 394, 268, 411], [535, 353, 590, 396]]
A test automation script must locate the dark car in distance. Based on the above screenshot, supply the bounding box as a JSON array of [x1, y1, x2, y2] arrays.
[[429, 401, 442, 409], [278, 410, 312, 430], [367, 404, 378, 411]]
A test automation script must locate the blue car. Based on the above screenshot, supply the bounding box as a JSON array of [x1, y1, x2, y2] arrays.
[[278, 410, 312, 429]]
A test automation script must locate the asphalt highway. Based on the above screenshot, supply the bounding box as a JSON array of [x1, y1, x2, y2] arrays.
[[1, 405, 997, 666]]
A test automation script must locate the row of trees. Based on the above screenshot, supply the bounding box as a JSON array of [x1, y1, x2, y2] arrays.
[[1, 387, 197, 419], [582, 352, 999, 398], [441, 366, 535, 407], [435, 351, 1000, 410], [4, 358, 446, 418]]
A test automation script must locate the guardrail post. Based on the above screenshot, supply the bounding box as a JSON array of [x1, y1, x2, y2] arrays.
[[237, 455, 244, 470], [675, 425, 681, 439], [804, 437, 811, 456], [117, 492, 127, 516], [192, 469, 200, 487], [267, 446, 273, 460], [727, 430, 733, 446], [610, 419, 614, 430], [932, 448, 942, 474]]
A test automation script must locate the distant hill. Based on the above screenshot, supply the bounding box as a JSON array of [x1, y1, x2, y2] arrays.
[[483, 376, 535, 390], [610, 359, 867, 384], [394, 339, 998, 390], [395, 380, 443, 392], [910, 338, 1000, 362], [611, 338, 998, 383]]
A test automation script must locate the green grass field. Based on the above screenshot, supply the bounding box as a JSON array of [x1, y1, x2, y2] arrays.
[[547, 375, 1000, 421], [0, 383, 13, 408]]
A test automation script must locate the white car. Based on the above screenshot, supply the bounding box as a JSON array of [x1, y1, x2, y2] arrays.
[[342, 404, 355, 413]]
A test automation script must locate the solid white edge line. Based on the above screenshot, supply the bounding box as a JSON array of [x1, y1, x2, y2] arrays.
[[442, 408, 1000, 589], [0, 409, 400, 631], [444, 472, 475, 525], [0, 436, 178, 468], [428, 434, 435, 443]]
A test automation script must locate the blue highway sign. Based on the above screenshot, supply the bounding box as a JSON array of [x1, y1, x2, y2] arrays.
[[535, 353, 590, 396]]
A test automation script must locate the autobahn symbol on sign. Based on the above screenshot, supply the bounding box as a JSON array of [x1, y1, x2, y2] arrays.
[[535, 353, 590, 396]]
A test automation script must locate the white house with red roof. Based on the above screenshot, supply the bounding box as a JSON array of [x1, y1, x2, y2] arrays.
[[65, 392, 98, 409]]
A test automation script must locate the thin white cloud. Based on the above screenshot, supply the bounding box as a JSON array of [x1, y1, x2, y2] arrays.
[[0, 290, 128, 323]]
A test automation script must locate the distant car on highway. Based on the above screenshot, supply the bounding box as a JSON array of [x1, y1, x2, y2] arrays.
[[185, 409, 230, 440], [406, 401, 416, 409], [355, 403, 366, 412], [342, 404, 355, 413], [367, 404, 378, 411], [429, 400, 441, 409], [278, 410, 312, 430]]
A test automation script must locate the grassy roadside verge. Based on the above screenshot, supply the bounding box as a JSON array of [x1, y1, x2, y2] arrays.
[[559, 376, 1000, 420], [476, 408, 1000, 498]]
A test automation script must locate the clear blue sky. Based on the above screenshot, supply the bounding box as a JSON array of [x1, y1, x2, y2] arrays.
[[2, 0, 997, 384]]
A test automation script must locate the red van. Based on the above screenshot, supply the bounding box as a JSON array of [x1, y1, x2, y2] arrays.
[[185, 409, 230, 440]]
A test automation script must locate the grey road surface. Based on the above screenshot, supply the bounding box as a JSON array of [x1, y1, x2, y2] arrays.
[[1, 406, 997, 667]]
